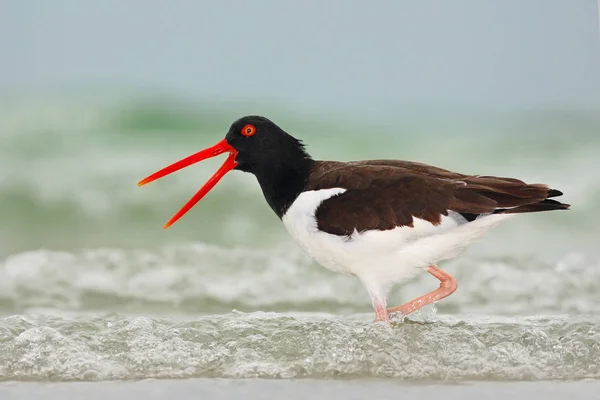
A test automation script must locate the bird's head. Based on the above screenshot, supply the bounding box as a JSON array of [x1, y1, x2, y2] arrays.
[[138, 115, 310, 228]]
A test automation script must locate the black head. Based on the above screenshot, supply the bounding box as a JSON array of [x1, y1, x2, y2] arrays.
[[138, 115, 315, 227], [224, 115, 312, 175]]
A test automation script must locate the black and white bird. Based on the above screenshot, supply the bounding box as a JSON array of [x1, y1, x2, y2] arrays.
[[138, 116, 569, 323]]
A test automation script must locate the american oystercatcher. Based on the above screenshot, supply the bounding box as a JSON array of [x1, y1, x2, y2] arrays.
[[138, 116, 570, 323]]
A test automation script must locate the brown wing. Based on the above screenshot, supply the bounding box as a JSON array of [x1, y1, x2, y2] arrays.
[[308, 161, 569, 236]]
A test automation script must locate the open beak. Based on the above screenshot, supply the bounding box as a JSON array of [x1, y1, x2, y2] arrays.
[[138, 139, 238, 229]]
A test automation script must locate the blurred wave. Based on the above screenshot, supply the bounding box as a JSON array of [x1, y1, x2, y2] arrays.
[[0, 246, 598, 315]]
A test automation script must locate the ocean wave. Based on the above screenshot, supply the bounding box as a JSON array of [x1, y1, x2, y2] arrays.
[[1, 247, 598, 315], [0, 313, 598, 381], [1, 92, 599, 258]]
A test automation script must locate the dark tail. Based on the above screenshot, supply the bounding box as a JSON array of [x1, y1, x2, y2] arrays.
[[493, 191, 570, 215], [547, 189, 564, 198]]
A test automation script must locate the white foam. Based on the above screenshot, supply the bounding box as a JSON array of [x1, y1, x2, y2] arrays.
[[0, 312, 599, 381]]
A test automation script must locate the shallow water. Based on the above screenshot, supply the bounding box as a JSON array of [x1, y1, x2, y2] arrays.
[[1, 312, 599, 381], [1, 247, 599, 382]]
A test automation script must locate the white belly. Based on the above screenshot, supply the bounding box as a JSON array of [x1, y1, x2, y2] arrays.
[[282, 188, 510, 292]]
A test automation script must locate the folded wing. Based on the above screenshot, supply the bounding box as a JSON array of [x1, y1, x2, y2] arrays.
[[308, 160, 569, 236]]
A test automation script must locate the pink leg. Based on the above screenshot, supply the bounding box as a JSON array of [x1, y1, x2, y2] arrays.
[[387, 265, 457, 316], [373, 298, 390, 323], [366, 287, 390, 323]]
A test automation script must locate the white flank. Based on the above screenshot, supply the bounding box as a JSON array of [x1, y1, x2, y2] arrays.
[[282, 189, 512, 299]]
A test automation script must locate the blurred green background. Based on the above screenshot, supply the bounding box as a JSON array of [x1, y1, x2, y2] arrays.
[[1, 0, 599, 258]]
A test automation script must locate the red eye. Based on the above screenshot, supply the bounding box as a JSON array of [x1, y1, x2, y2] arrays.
[[241, 124, 256, 136]]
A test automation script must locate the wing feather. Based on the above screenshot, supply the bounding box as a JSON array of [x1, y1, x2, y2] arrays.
[[308, 161, 568, 236]]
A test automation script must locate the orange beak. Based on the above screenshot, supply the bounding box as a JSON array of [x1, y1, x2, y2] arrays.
[[138, 139, 238, 229]]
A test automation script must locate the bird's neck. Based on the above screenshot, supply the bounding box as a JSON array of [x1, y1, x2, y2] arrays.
[[254, 156, 315, 219]]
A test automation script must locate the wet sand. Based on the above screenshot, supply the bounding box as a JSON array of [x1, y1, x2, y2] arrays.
[[2, 379, 599, 400]]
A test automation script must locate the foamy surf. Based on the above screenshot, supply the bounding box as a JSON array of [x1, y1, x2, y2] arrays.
[[0, 312, 598, 381]]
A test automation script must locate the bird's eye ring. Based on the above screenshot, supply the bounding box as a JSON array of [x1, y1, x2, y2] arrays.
[[241, 124, 256, 136]]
